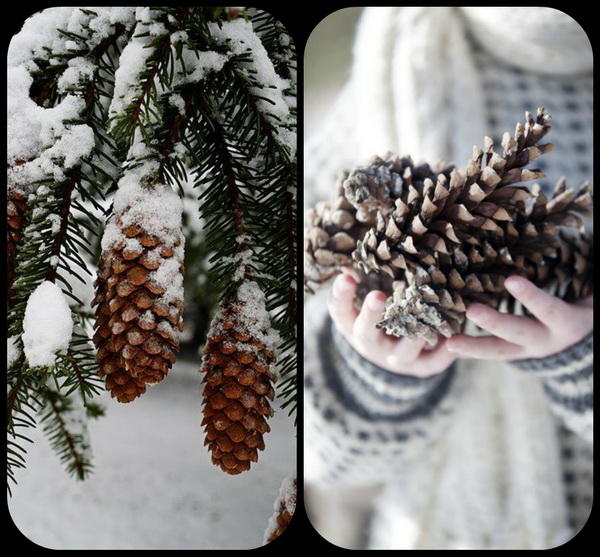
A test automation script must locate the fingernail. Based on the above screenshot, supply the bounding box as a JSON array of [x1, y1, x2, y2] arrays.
[[467, 305, 487, 324], [333, 275, 353, 298], [367, 293, 386, 312], [505, 276, 525, 294]]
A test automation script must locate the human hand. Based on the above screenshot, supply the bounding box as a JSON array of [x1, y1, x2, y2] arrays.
[[327, 273, 457, 377], [447, 275, 593, 361]]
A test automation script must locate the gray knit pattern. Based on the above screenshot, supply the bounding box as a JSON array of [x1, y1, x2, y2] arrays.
[[474, 42, 593, 200], [475, 39, 594, 520], [330, 324, 456, 420], [512, 332, 593, 445], [304, 291, 463, 486]]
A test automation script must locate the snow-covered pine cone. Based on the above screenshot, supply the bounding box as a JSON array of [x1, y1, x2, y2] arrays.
[[93, 179, 184, 403], [7, 188, 28, 298], [201, 281, 278, 475], [264, 476, 297, 544]]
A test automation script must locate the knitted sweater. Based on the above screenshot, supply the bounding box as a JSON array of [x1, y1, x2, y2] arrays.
[[304, 7, 593, 550], [304, 295, 593, 549]]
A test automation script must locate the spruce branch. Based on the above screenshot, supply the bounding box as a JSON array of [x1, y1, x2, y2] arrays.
[[8, 6, 297, 489], [39, 389, 95, 480], [7, 8, 135, 491]]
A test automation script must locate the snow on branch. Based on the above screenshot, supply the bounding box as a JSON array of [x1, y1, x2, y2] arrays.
[[22, 281, 73, 368], [208, 18, 296, 157], [7, 7, 136, 193]]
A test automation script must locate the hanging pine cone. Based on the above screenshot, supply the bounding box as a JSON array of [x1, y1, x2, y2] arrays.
[[304, 108, 593, 342], [263, 476, 297, 544], [93, 180, 184, 403], [200, 281, 278, 475], [7, 188, 28, 299]]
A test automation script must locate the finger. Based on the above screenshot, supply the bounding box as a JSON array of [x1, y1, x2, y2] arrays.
[[389, 337, 427, 365], [413, 339, 457, 376], [504, 275, 572, 328], [340, 266, 360, 282], [352, 291, 388, 347], [446, 334, 524, 360], [328, 274, 358, 338], [466, 303, 546, 345]]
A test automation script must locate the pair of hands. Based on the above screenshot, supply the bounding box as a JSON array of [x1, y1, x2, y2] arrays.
[[328, 272, 593, 378]]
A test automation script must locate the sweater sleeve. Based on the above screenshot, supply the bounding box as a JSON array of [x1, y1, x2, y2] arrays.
[[510, 332, 593, 443], [304, 292, 461, 486]]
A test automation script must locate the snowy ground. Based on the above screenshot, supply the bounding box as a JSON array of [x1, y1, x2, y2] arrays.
[[8, 359, 296, 549]]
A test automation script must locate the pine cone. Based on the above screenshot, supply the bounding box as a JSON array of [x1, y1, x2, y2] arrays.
[[264, 476, 297, 544], [343, 153, 455, 223], [304, 171, 368, 292], [201, 282, 277, 475], [7, 188, 28, 298], [305, 108, 593, 342], [92, 192, 184, 403]]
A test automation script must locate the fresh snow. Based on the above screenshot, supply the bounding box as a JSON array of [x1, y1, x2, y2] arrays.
[[108, 35, 155, 127], [172, 48, 229, 86], [7, 8, 136, 192], [208, 18, 296, 157], [236, 281, 281, 353], [57, 57, 96, 93], [168, 93, 186, 115], [22, 281, 73, 368], [8, 360, 295, 549], [207, 280, 281, 372]]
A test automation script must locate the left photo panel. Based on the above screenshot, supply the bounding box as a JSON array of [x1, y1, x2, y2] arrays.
[[7, 7, 297, 549]]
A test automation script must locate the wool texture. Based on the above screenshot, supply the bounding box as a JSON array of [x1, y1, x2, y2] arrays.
[[304, 6, 593, 550]]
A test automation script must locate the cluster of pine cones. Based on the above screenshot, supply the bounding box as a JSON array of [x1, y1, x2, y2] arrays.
[[8, 187, 280, 476], [89, 215, 277, 474], [305, 108, 593, 343]]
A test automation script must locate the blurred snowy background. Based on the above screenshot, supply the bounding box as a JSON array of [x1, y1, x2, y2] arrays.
[[9, 359, 295, 549]]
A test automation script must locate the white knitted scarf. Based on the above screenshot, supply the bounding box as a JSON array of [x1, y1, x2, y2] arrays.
[[305, 7, 592, 205]]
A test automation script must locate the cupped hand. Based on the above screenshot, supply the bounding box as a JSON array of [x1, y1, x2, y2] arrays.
[[447, 275, 593, 361], [327, 273, 457, 377]]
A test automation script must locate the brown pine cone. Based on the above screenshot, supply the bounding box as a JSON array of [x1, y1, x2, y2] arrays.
[[304, 171, 369, 293], [201, 282, 278, 475], [375, 175, 592, 341], [264, 476, 297, 544], [92, 189, 184, 403], [7, 188, 28, 298], [343, 153, 455, 223]]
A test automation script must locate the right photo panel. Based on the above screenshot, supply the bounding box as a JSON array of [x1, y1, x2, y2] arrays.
[[304, 7, 593, 550]]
